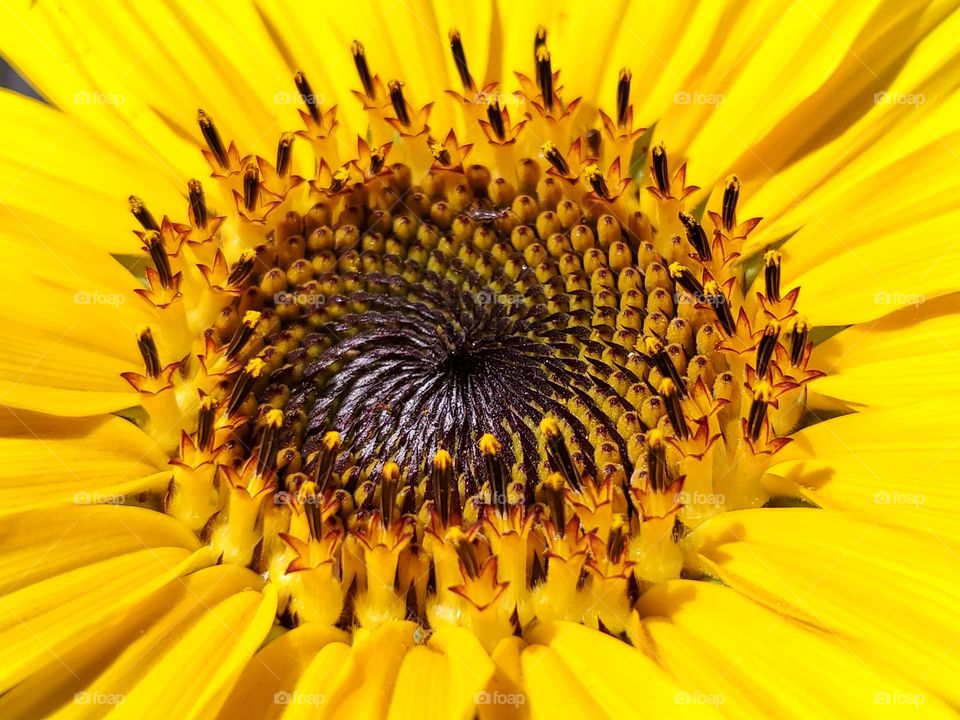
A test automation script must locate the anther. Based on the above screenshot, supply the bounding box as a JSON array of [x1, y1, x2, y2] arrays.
[[197, 109, 228, 169], [722, 175, 740, 231], [644, 336, 687, 397], [669, 262, 705, 297], [541, 472, 566, 529], [659, 378, 689, 440], [534, 26, 548, 63], [380, 461, 400, 528], [540, 417, 582, 492], [645, 428, 668, 494], [387, 80, 411, 127], [227, 250, 256, 287], [479, 434, 508, 515], [764, 250, 782, 303], [679, 212, 711, 262], [486, 101, 506, 141], [755, 320, 780, 377], [450, 528, 481, 579], [136, 328, 161, 378], [608, 514, 627, 562], [276, 133, 295, 178], [256, 409, 285, 477], [703, 280, 735, 336], [786, 317, 809, 367], [432, 449, 455, 526], [585, 129, 602, 157], [448, 29, 475, 92], [747, 381, 772, 442], [351, 40, 375, 99], [583, 165, 610, 200], [187, 179, 207, 229], [310, 431, 341, 494], [144, 231, 174, 289], [540, 142, 570, 175], [536, 46, 554, 111], [293, 70, 321, 123], [227, 357, 267, 416], [225, 310, 261, 360], [651, 143, 670, 195], [616, 68, 631, 128], [243, 161, 260, 212], [196, 394, 217, 452], [129, 196, 159, 232]]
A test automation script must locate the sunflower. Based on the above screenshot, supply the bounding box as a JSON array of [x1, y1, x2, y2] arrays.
[[0, 1, 959, 718]]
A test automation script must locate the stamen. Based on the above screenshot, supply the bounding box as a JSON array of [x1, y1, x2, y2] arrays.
[[129, 196, 159, 232], [702, 280, 734, 336], [196, 394, 217, 452], [351, 40, 375, 99], [659, 378, 689, 440], [669, 262, 705, 297], [388, 80, 411, 127], [276, 133, 295, 178], [747, 381, 772, 442], [243, 161, 260, 212], [787, 317, 809, 367], [644, 336, 687, 397], [764, 250, 782, 302], [227, 250, 256, 287], [722, 175, 740, 231], [256, 409, 285, 477], [651, 143, 670, 195], [479, 434, 508, 515], [448, 29, 475, 92], [755, 320, 780, 377], [534, 25, 548, 63], [293, 70, 321, 122], [227, 357, 266, 416], [225, 310, 261, 360], [616, 68, 631, 128], [136, 328, 161, 378], [540, 141, 570, 175], [432, 449, 455, 526], [679, 212, 711, 262], [187, 179, 207, 229], [486, 101, 506, 141], [585, 129, 602, 157], [380, 461, 400, 527], [607, 514, 627, 562], [583, 164, 610, 200], [541, 472, 566, 529], [536, 46, 554, 111], [144, 231, 174, 289], [646, 428, 668, 493], [197, 109, 228, 169], [310, 431, 341, 494], [540, 418, 582, 492]]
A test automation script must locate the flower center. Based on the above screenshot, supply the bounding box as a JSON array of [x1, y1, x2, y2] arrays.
[[118, 28, 824, 647]]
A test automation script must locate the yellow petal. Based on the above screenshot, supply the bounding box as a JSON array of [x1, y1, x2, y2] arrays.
[[218, 624, 349, 720], [766, 395, 960, 543], [388, 627, 495, 720], [0, 407, 168, 513], [2, 563, 261, 719], [520, 645, 608, 720], [810, 293, 960, 409], [0, 546, 212, 694], [479, 637, 530, 720], [691, 509, 960, 707], [0, 503, 197, 592], [638, 579, 955, 718], [280, 641, 353, 720], [112, 584, 278, 719]]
